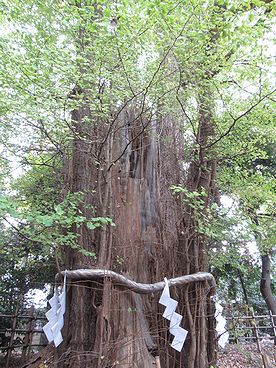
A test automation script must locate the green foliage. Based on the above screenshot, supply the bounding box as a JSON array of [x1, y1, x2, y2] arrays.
[[0, 185, 114, 313], [171, 186, 206, 208], [0, 0, 274, 314], [0, 222, 56, 312], [219, 144, 276, 255], [0, 191, 114, 259]]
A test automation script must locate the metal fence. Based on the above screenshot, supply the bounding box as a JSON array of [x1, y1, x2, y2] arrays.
[[0, 306, 47, 368], [1, 304, 276, 368], [226, 307, 276, 368]]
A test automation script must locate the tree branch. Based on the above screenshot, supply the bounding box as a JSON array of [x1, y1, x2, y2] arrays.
[[204, 88, 276, 149]]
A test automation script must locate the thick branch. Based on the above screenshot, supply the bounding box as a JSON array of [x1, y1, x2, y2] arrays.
[[58, 269, 216, 295]]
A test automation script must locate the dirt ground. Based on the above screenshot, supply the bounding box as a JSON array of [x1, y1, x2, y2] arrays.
[[217, 342, 276, 368], [1, 343, 276, 367], [0, 345, 55, 368]]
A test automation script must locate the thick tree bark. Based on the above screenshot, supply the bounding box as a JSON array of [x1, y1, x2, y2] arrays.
[[260, 254, 276, 344], [260, 255, 276, 314], [58, 93, 217, 367], [250, 214, 276, 340], [178, 89, 218, 368]]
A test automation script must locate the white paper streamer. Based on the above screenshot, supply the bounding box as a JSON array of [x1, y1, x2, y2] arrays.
[[159, 278, 188, 352], [215, 302, 229, 348], [43, 271, 67, 347]]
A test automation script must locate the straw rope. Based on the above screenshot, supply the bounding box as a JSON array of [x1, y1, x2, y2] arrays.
[[57, 269, 216, 295]]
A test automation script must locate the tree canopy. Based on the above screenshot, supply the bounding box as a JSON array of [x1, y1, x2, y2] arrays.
[[0, 1, 275, 367]]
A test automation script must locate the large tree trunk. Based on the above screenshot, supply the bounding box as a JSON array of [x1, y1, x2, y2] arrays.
[[178, 90, 218, 368], [58, 81, 216, 367], [260, 254, 276, 344], [250, 214, 276, 342], [260, 255, 276, 315]]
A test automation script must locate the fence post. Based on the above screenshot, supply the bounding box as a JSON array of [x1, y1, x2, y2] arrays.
[[5, 304, 20, 368], [269, 310, 276, 345], [22, 306, 35, 361], [250, 307, 270, 368], [27, 306, 35, 359], [226, 305, 237, 344]]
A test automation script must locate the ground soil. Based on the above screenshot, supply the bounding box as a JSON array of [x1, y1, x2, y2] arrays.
[[1, 343, 276, 367], [217, 342, 276, 368]]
